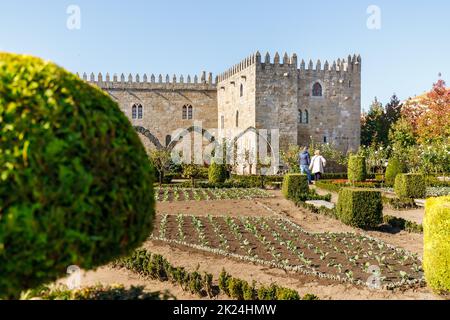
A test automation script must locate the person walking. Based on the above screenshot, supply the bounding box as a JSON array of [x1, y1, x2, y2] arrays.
[[309, 150, 327, 182], [298, 147, 312, 185]]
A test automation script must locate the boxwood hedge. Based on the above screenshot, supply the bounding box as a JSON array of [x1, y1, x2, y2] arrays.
[[423, 196, 450, 294], [347, 156, 366, 183], [282, 174, 309, 199], [0, 53, 155, 298], [336, 188, 383, 229], [385, 158, 405, 186], [208, 160, 228, 184], [394, 173, 426, 199]]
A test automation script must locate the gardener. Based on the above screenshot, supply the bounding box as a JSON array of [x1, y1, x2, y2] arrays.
[[298, 147, 313, 185], [309, 150, 327, 182]]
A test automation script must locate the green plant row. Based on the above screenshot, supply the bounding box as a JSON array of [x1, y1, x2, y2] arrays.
[[218, 269, 318, 301], [383, 216, 423, 234], [382, 196, 418, 210], [24, 284, 174, 300], [114, 249, 317, 300], [315, 180, 382, 193]]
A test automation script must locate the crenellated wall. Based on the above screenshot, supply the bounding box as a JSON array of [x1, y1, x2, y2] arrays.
[[82, 71, 218, 152]]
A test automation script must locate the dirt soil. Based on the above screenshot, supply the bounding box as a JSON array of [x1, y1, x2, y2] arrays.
[[80, 190, 441, 300]]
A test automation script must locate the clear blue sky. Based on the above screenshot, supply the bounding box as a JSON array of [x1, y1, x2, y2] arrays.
[[0, 0, 448, 110]]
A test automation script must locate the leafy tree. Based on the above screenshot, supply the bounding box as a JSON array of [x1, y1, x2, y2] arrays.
[[149, 149, 172, 185], [416, 80, 450, 143], [361, 98, 387, 146], [281, 145, 301, 173]]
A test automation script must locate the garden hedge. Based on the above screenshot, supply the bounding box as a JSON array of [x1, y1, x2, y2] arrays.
[[208, 160, 228, 184], [385, 158, 405, 186], [282, 174, 309, 199], [0, 53, 155, 298], [347, 156, 367, 183], [394, 173, 426, 199], [336, 188, 383, 229], [423, 196, 450, 294]]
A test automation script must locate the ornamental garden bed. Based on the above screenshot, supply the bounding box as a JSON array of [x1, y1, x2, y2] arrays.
[[154, 187, 273, 202], [151, 214, 425, 290]]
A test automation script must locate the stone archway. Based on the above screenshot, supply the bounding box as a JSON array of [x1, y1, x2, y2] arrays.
[[133, 126, 163, 150]]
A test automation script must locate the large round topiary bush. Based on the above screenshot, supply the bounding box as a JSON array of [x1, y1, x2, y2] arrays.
[[0, 53, 155, 298]]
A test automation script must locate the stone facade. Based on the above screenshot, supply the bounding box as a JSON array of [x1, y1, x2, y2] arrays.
[[83, 51, 361, 171]]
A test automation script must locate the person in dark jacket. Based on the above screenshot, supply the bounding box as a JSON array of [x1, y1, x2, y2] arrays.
[[298, 147, 312, 184]]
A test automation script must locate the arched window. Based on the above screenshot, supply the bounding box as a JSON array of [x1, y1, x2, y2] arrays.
[[137, 104, 143, 119], [166, 135, 172, 147], [236, 111, 239, 128], [187, 105, 193, 120], [132, 104, 137, 120], [304, 110, 309, 124], [312, 82, 323, 97], [182, 105, 187, 120], [240, 84, 244, 97], [298, 110, 303, 124]]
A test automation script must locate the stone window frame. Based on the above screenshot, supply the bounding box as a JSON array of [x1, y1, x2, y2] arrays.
[[311, 81, 324, 98], [240, 83, 244, 97], [182, 104, 193, 120], [304, 109, 309, 124], [132, 103, 143, 120], [298, 109, 303, 124]]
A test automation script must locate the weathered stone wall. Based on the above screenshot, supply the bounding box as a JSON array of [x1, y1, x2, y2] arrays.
[[87, 73, 217, 154], [297, 55, 361, 153], [255, 52, 299, 151]]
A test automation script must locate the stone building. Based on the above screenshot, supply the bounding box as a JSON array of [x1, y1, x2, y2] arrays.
[[83, 51, 361, 173]]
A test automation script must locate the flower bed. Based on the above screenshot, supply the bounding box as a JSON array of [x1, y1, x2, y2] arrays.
[[154, 187, 273, 202], [151, 214, 425, 290]]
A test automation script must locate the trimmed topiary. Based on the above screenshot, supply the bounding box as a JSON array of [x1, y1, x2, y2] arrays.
[[0, 53, 155, 298], [347, 155, 367, 183], [385, 158, 405, 186], [208, 159, 227, 184], [282, 174, 309, 199], [336, 188, 383, 229], [394, 173, 426, 199], [423, 196, 450, 295]]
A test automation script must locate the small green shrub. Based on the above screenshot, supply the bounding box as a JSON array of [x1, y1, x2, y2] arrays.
[[0, 53, 155, 298], [348, 156, 367, 183], [394, 174, 426, 199], [218, 269, 231, 296], [336, 188, 383, 229], [228, 278, 245, 300], [385, 158, 406, 186], [423, 196, 450, 295], [282, 174, 309, 199], [382, 196, 418, 210], [208, 160, 228, 184], [383, 215, 423, 233]]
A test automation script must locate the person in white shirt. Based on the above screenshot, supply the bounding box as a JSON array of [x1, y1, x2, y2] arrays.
[[309, 150, 327, 182]]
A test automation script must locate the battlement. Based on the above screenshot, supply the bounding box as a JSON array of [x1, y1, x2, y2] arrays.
[[77, 71, 217, 90], [298, 54, 361, 74], [218, 51, 361, 82]]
